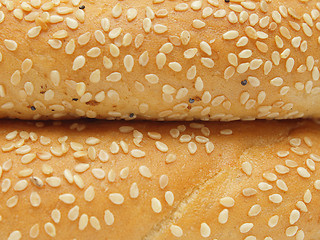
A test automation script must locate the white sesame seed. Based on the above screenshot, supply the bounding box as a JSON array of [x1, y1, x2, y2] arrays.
[[218, 209, 229, 224], [304, 189, 312, 203], [109, 193, 124, 205], [68, 206, 79, 221], [72, 56, 86, 71], [268, 215, 279, 228], [220, 197, 234, 207], [4, 39, 18, 51], [104, 210, 114, 226], [240, 223, 254, 233], [44, 222, 56, 237], [139, 166, 152, 178], [170, 225, 183, 237], [223, 30, 239, 40], [297, 167, 310, 178], [79, 214, 89, 231], [59, 193, 75, 204], [290, 209, 300, 224], [151, 198, 162, 213], [286, 226, 298, 237], [269, 194, 283, 204], [200, 223, 211, 238]]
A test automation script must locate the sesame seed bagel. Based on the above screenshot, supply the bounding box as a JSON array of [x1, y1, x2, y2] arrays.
[[0, 0, 320, 120], [0, 119, 320, 239]]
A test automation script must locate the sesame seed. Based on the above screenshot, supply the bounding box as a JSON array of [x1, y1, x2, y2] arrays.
[[269, 194, 283, 204], [7, 195, 18, 208], [240, 223, 254, 233], [129, 182, 139, 199], [131, 149, 145, 158], [4, 39, 18, 51], [79, 214, 89, 231], [268, 215, 279, 228], [297, 167, 310, 178], [218, 209, 229, 224], [223, 30, 239, 40], [290, 209, 300, 225], [112, 3, 122, 18], [276, 180, 288, 192], [220, 197, 234, 207], [139, 166, 152, 178], [170, 225, 183, 237], [169, 62, 182, 72], [8, 231, 21, 240], [192, 19, 206, 29], [68, 206, 79, 221], [51, 209, 61, 224], [104, 210, 114, 226], [248, 204, 261, 217], [84, 186, 95, 202], [200, 223, 211, 237], [160, 175, 169, 189], [304, 189, 312, 203], [286, 226, 298, 237], [46, 177, 61, 187], [59, 193, 75, 204], [165, 191, 174, 206], [89, 216, 101, 231], [44, 222, 56, 237], [109, 193, 124, 205], [29, 224, 39, 238], [72, 56, 86, 71], [151, 198, 162, 213]]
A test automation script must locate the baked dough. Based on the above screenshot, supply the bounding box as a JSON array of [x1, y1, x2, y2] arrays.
[[0, 119, 320, 239], [0, 0, 319, 120]]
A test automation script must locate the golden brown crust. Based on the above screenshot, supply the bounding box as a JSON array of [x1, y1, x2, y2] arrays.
[[0, 119, 320, 239], [0, 0, 320, 120]]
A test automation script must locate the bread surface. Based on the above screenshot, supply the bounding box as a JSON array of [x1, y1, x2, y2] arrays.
[[0, 0, 320, 120], [0, 119, 320, 239]]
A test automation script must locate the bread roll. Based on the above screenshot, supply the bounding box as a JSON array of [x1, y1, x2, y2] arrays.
[[0, 119, 319, 239], [0, 0, 319, 120]]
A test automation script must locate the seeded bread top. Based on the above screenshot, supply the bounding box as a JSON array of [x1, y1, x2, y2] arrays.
[[0, 0, 319, 120]]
